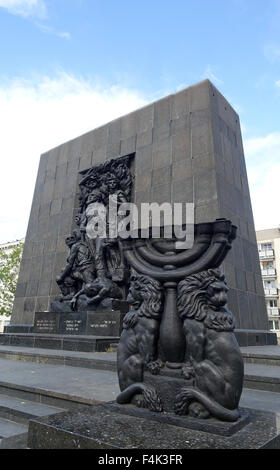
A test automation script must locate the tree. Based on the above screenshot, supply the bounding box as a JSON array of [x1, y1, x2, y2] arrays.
[[0, 243, 24, 316]]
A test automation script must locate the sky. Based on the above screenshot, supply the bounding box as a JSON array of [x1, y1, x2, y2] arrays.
[[0, 0, 279, 243]]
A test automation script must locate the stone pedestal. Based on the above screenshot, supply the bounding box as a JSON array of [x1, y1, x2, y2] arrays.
[[27, 403, 280, 449]]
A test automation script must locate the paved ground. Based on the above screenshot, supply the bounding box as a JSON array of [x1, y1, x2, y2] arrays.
[[0, 355, 279, 414], [0, 357, 119, 403]]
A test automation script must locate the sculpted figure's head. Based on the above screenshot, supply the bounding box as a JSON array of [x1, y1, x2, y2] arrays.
[[87, 189, 103, 205], [65, 234, 76, 247], [105, 173, 119, 192], [127, 274, 163, 319], [206, 278, 228, 309], [177, 269, 234, 331], [75, 214, 81, 226], [85, 174, 99, 190]]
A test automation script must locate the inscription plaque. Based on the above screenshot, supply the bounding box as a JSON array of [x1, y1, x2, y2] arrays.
[[59, 312, 87, 335], [34, 312, 60, 334], [33, 311, 124, 337], [87, 312, 124, 336]]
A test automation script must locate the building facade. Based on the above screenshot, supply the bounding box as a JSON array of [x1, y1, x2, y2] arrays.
[[0, 238, 25, 332], [256, 228, 280, 339]]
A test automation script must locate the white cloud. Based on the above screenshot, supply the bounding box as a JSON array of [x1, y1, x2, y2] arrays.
[[201, 66, 223, 86], [276, 80, 280, 87], [0, 72, 148, 243], [244, 132, 280, 230], [0, 0, 47, 18], [36, 23, 71, 40]]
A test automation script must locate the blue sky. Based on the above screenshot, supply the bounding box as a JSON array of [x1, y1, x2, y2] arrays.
[[0, 0, 280, 242]]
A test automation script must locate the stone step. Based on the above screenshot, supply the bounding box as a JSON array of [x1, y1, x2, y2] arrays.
[[0, 345, 117, 371], [0, 417, 27, 438], [240, 388, 280, 414], [241, 346, 280, 366], [0, 392, 66, 449], [244, 363, 280, 393], [2, 344, 280, 395], [0, 393, 65, 425]]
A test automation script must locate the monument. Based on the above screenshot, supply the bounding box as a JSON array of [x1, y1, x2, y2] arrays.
[[12, 78, 280, 449], [6, 79, 276, 351]]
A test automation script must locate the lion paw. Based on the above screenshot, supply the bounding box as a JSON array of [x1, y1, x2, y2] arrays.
[[181, 363, 195, 381], [146, 360, 163, 375], [189, 402, 210, 419]]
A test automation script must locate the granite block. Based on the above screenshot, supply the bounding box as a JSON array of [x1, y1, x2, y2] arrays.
[[154, 96, 171, 127], [171, 131, 190, 161], [171, 177, 193, 204], [152, 138, 171, 169], [27, 404, 280, 449], [120, 135, 136, 156], [172, 159, 192, 182], [194, 169, 217, 206], [15, 282, 27, 298], [152, 122, 170, 142], [135, 145, 152, 173], [170, 115, 189, 137], [136, 128, 153, 149], [190, 80, 211, 112], [135, 172, 152, 192], [152, 166, 171, 187], [136, 104, 154, 133], [151, 183, 171, 205], [121, 112, 137, 140], [171, 88, 190, 119]]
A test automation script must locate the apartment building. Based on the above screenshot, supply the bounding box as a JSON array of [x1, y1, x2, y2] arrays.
[[256, 228, 280, 338]]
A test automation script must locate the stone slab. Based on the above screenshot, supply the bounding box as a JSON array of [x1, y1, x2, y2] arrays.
[[107, 402, 250, 437], [87, 312, 124, 336], [27, 403, 280, 449], [0, 333, 119, 353], [34, 312, 60, 334], [33, 311, 124, 337]]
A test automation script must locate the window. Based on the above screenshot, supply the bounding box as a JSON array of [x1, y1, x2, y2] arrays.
[[264, 280, 276, 288], [269, 320, 280, 331], [262, 243, 272, 250], [269, 300, 278, 308]]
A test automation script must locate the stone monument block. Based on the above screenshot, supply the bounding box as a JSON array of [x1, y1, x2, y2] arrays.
[[9, 79, 274, 347]]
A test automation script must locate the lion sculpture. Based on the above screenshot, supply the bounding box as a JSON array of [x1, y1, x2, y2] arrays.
[[116, 274, 163, 412], [175, 268, 244, 422]]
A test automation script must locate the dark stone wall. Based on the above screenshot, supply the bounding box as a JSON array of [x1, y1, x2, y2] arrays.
[[11, 79, 268, 330]]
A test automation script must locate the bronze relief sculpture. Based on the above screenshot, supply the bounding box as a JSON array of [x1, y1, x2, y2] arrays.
[[54, 155, 133, 311]]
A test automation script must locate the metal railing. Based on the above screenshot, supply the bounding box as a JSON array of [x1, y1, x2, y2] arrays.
[[259, 249, 275, 259]]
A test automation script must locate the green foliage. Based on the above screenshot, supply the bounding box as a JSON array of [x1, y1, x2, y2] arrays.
[[0, 243, 24, 316]]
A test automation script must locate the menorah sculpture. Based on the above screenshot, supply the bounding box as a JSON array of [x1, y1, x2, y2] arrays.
[[116, 219, 245, 423]]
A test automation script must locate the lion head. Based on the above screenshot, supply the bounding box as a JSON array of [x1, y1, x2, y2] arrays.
[[177, 269, 235, 332], [126, 274, 163, 320]]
